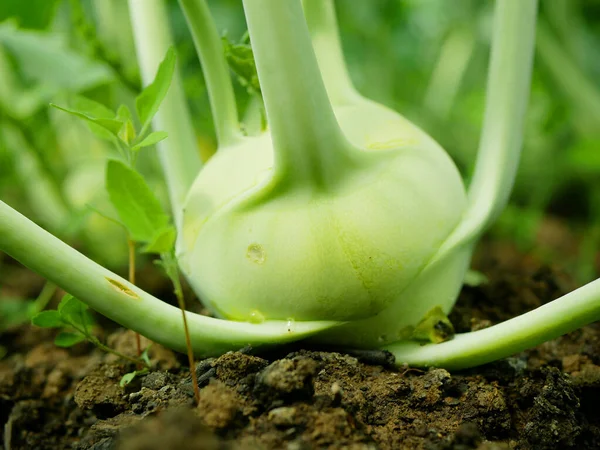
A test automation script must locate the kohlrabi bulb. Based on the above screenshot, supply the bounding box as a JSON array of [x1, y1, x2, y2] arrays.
[[179, 110, 466, 320], [177, 0, 469, 345]]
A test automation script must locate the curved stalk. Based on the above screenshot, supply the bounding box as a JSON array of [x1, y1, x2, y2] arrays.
[[178, 0, 242, 147], [128, 0, 202, 227], [0, 200, 338, 357], [242, 94, 264, 136], [242, 0, 357, 189], [385, 276, 600, 370], [301, 0, 358, 105], [436, 0, 538, 259], [423, 28, 475, 120]]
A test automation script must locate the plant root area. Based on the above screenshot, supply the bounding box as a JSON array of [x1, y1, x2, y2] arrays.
[[2, 238, 600, 449]]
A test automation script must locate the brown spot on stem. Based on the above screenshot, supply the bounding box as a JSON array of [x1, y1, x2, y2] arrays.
[[105, 277, 140, 299]]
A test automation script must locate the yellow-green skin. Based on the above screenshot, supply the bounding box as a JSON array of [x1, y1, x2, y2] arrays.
[[178, 99, 468, 345]]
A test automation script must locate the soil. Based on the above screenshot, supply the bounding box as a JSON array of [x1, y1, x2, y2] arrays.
[[2, 231, 600, 449]]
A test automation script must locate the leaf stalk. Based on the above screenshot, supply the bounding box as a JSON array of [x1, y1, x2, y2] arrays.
[[127, 0, 202, 228], [242, 0, 357, 190], [178, 0, 242, 147]]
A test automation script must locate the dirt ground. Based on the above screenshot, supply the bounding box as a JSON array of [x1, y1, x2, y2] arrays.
[[2, 232, 600, 449]]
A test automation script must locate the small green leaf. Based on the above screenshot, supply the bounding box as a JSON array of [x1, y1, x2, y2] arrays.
[[54, 331, 86, 347], [67, 97, 116, 141], [135, 47, 176, 135], [141, 226, 176, 254], [116, 104, 136, 145], [84, 204, 124, 229], [140, 345, 152, 366], [119, 367, 149, 387], [87, 123, 118, 141], [118, 121, 136, 146], [57, 295, 94, 330], [73, 96, 115, 118], [31, 310, 63, 328], [131, 131, 168, 151], [116, 104, 132, 121], [463, 270, 489, 287], [222, 34, 260, 95], [51, 103, 123, 137], [105, 159, 170, 242], [120, 371, 137, 387]]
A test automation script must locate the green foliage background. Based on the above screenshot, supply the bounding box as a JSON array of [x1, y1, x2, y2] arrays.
[[0, 0, 599, 280]]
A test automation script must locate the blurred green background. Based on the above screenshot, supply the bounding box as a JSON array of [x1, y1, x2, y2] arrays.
[[0, 0, 599, 283]]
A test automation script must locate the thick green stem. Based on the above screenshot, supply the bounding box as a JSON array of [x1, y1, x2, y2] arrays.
[[128, 0, 202, 228], [437, 0, 538, 259], [242, 0, 356, 189], [385, 276, 600, 370], [0, 200, 337, 356], [178, 0, 242, 147], [302, 0, 358, 105]]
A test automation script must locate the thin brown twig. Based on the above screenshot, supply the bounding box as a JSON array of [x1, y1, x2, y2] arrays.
[[128, 239, 142, 358], [172, 274, 200, 405]]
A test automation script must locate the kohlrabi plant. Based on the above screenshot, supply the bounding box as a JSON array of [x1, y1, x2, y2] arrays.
[[2, 0, 600, 371]]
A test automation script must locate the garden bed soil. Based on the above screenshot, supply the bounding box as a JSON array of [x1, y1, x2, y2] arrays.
[[2, 237, 600, 449]]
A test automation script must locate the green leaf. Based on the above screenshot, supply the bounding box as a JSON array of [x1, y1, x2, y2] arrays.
[[72, 96, 116, 118], [119, 122, 136, 146], [222, 34, 261, 95], [132, 131, 168, 151], [57, 295, 94, 330], [135, 47, 176, 135], [31, 310, 63, 328], [119, 367, 149, 387], [54, 331, 86, 347], [51, 103, 123, 137], [116, 104, 136, 145], [84, 204, 124, 229], [105, 159, 170, 242], [61, 97, 120, 141], [120, 371, 137, 387], [141, 226, 176, 254], [141, 345, 152, 366], [463, 270, 489, 287]]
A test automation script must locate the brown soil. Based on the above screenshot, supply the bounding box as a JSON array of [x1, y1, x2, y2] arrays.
[[2, 238, 600, 449]]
